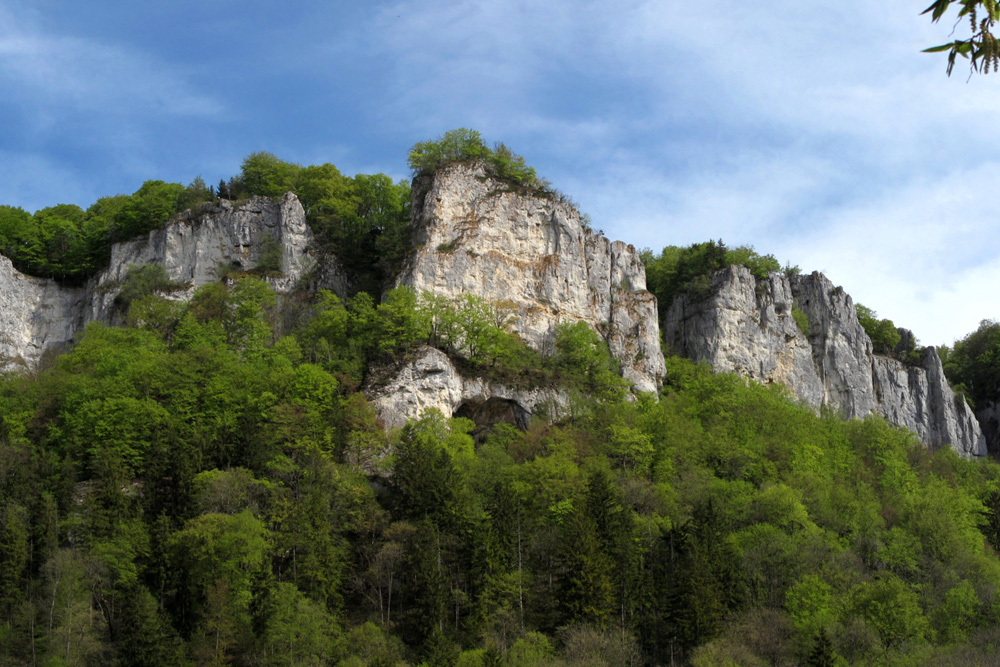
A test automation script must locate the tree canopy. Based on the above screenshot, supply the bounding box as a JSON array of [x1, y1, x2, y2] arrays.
[[641, 240, 787, 312], [940, 319, 1000, 408], [3, 283, 1000, 664]]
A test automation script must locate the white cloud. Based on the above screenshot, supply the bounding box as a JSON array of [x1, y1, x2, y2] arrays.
[[774, 166, 1000, 345], [1, 0, 995, 346]]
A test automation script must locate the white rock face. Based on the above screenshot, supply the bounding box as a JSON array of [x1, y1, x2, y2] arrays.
[[88, 194, 320, 321], [0, 255, 88, 369], [663, 266, 986, 457], [791, 271, 879, 418], [397, 162, 665, 393], [871, 348, 984, 458], [368, 346, 568, 430], [662, 268, 825, 406], [0, 194, 333, 370]]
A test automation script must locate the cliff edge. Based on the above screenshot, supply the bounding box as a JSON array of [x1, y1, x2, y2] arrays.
[[396, 161, 666, 394]]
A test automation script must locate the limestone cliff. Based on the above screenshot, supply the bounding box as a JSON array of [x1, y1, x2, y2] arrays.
[[396, 162, 665, 394], [4, 165, 980, 456], [663, 266, 986, 457], [0, 194, 327, 370]]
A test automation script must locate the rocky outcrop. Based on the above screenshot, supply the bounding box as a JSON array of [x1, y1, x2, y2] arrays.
[[87, 194, 322, 321], [663, 266, 986, 457], [367, 346, 568, 432], [396, 162, 665, 393], [88, 193, 313, 320], [0, 194, 331, 370], [872, 348, 984, 457]]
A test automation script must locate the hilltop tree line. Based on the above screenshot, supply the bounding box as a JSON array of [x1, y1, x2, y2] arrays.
[[0, 129, 549, 295], [0, 154, 411, 294], [940, 320, 1000, 410]]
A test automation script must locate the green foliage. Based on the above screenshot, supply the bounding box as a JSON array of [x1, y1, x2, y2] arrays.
[[642, 240, 782, 311], [295, 166, 412, 296], [791, 307, 811, 337], [855, 304, 902, 355], [407, 128, 539, 189], [923, 0, 1000, 76], [111, 180, 187, 241], [0, 202, 109, 282], [847, 575, 930, 650], [4, 250, 1000, 665], [553, 321, 630, 400], [239, 152, 301, 198], [941, 319, 1000, 410], [176, 175, 216, 212], [260, 582, 341, 665], [225, 277, 279, 354], [113, 263, 186, 311], [407, 128, 491, 175]]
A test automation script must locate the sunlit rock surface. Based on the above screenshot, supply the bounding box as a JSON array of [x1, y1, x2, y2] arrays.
[[367, 346, 568, 432], [396, 162, 665, 393], [663, 266, 985, 457]]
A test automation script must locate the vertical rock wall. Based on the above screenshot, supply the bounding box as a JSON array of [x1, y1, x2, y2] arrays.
[[0, 256, 88, 369], [396, 162, 665, 393], [663, 266, 986, 457]]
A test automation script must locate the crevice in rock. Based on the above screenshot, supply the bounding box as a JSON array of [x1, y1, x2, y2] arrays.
[[454, 397, 530, 441]]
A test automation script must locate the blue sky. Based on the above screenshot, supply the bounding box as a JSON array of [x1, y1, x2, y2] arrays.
[[2, 0, 998, 345]]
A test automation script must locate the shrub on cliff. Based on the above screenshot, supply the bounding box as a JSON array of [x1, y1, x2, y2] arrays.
[[109, 180, 187, 241], [642, 240, 782, 311], [407, 128, 539, 189]]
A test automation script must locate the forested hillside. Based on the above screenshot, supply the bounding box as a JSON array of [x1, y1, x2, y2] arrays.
[[4, 133, 1000, 666], [2, 273, 1000, 665]]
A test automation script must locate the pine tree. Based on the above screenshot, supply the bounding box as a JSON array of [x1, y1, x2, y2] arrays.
[[806, 629, 836, 667]]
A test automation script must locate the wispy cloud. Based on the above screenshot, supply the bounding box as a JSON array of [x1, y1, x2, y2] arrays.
[[0, 10, 222, 120], [1, 0, 996, 344]]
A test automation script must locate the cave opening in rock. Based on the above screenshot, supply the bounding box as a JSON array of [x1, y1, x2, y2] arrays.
[[454, 397, 530, 441]]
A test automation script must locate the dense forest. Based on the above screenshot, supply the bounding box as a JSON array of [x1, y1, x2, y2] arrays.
[[4, 280, 1000, 666], [4, 132, 1000, 665]]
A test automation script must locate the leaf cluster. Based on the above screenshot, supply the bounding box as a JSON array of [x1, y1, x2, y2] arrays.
[[923, 0, 1000, 75], [855, 304, 923, 364], [940, 319, 1000, 409]]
